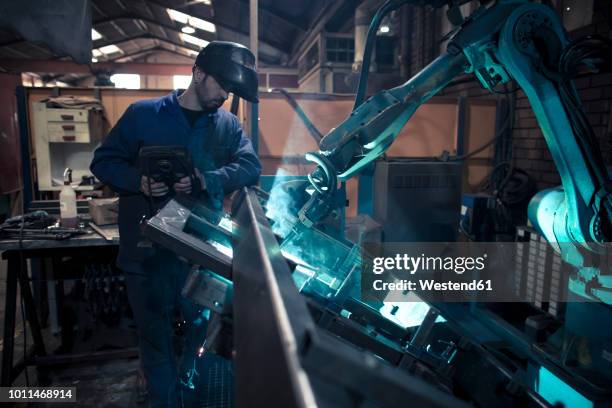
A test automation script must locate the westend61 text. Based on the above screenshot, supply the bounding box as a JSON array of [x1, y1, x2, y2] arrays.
[[372, 279, 493, 292]]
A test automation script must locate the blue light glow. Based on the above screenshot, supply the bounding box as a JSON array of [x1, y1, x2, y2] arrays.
[[537, 367, 592, 408]]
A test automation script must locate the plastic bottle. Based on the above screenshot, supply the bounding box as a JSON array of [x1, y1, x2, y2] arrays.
[[59, 168, 77, 228]]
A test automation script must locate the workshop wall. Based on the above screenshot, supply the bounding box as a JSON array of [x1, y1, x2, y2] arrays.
[[0, 73, 22, 219], [257, 92, 496, 217], [0, 73, 22, 195], [26, 88, 169, 130], [26, 88, 168, 192], [512, 75, 612, 190], [142, 51, 194, 90], [406, 0, 612, 191], [509, 0, 612, 190], [23, 86, 496, 216], [405, 4, 440, 78], [25, 86, 242, 197], [441, 75, 612, 192]]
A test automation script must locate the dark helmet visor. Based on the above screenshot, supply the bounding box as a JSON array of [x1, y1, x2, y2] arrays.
[[196, 41, 259, 102]]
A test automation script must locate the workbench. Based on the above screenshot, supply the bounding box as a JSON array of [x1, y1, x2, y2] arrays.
[[0, 229, 135, 386]]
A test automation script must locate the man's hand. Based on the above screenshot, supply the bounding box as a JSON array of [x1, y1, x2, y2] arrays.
[[173, 170, 206, 194], [140, 175, 169, 197], [173, 176, 193, 194]]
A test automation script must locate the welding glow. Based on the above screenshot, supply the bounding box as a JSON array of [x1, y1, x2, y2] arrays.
[[209, 240, 233, 258], [294, 264, 316, 278], [217, 217, 234, 234], [379, 25, 390, 33], [264, 87, 319, 235], [293, 264, 316, 292], [265, 169, 300, 238], [281, 248, 310, 268], [537, 367, 592, 408]]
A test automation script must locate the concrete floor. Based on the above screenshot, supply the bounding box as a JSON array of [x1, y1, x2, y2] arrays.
[[0, 257, 234, 407], [0, 257, 146, 407]]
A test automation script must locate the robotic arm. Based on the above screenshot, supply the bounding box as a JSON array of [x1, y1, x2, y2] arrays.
[[297, 50, 467, 227], [298, 0, 612, 301]]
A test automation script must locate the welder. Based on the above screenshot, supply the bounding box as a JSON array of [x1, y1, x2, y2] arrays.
[[90, 41, 261, 407]]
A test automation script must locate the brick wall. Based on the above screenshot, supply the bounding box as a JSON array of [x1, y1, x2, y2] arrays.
[[406, 5, 440, 77], [404, 1, 612, 191], [510, 0, 612, 190], [512, 74, 612, 190]]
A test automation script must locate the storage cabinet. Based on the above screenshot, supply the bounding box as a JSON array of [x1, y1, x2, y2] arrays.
[[32, 102, 104, 191]]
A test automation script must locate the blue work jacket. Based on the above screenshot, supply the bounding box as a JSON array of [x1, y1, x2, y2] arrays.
[[90, 90, 261, 269]]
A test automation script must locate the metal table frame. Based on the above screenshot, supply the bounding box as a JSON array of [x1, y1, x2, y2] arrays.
[[0, 237, 137, 386]]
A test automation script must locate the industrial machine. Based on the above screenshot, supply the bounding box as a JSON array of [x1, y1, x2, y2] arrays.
[[143, 1, 611, 407], [290, 0, 612, 402]]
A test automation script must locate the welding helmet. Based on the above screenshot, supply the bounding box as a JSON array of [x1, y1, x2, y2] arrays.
[[195, 41, 259, 103]]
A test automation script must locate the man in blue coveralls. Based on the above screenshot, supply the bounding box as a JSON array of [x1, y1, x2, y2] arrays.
[[90, 41, 261, 407]]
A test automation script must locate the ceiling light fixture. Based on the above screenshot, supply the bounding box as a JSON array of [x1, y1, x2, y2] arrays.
[[167, 8, 216, 33], [180, 33, 209, 48], [91, 28, 102, 41], [98, 44, 122, 55], [181, 26, 196, 34]]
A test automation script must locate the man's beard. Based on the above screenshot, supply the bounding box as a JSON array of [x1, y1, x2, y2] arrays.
[[196, 89, 224, 112]]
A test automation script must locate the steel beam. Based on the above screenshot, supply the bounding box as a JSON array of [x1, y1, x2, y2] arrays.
[[93, 14, 216, 44], [232, 188, 318, 408], [145, 0, 291, 54], [0, 59, 193, 75]]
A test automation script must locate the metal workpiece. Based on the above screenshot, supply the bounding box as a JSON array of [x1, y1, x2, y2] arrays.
[[181, 266, 235, 358], [142, 198, 233, 278], [281, 223, 361, 303], [182, 267, 233, 315], [140, 189, 562, 406], [232, 187, 318, 408], [231, 188, 467, 408], [409, 308, 440, 349], [140, 185, 608, 406], [300, 330, 467, 408]]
